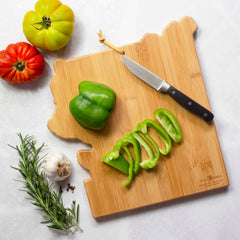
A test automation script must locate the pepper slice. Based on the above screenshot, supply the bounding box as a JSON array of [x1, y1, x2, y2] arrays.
[[115, 133, 141, 174], [135, 119, 172, 155], [131, 132, 156, 170], [154, 109, 182, 143], [102, 133, 141, 187], [102, 152, 129, 175], [121, 146, 135, 187], [102, 149, 133, 186], [141, 132, 161, 169]]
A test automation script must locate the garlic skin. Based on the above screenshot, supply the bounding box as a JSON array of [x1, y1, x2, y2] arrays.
[[44, 153, 72, 182]]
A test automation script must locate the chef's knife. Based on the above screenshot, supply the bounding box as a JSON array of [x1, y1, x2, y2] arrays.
[[121, 55, 214, 122]]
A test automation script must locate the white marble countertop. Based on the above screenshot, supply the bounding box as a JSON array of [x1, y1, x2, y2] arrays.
[[1, 0, 240, 239]]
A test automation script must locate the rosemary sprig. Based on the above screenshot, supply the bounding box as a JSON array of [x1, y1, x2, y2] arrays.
[[9, 133, 83, 233]]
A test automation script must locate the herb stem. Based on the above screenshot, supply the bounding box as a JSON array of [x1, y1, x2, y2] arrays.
[[10, 133, 82, 233]]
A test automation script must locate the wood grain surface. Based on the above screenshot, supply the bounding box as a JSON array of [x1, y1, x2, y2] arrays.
[[48, 16, 229, 218]]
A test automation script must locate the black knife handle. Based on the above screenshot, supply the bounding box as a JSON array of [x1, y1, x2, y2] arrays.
[[167, 86, 214, 122]]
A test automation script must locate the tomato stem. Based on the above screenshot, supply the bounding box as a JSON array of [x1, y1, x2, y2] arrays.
[[32, 16, 51, 30], [14, 61, 25, 72], [42, 16, 51, 29]]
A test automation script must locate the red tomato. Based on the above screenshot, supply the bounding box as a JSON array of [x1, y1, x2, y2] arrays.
[[0, 42, 45, 83]]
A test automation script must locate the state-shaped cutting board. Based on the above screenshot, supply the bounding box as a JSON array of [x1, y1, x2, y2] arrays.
[[48, 17, 229, 218]]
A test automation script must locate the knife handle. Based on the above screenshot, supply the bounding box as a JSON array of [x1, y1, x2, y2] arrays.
[[167, 86, 214, 122]]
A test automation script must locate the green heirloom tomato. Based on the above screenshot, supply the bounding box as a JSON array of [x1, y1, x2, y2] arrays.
[[23, 0, 74, 51]]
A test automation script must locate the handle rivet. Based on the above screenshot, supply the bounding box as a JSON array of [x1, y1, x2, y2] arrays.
[[188, 102, 192, 106], [203, 113, 208, 117], [171, 90, 176, 95]]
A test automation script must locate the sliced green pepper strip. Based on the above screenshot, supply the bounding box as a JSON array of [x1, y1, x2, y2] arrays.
[[115, 133, 141, 174], [136, 119, 172, 155], [154, 109, 182, 143], [131, 132, 156, 169], [121, 146, 135, 187], [102, 145, 135, 186], [141, 132, 161, 169], [102, 151, 129, 175]]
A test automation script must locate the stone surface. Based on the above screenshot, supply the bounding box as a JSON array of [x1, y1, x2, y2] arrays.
[[0, 0, 240, 239]]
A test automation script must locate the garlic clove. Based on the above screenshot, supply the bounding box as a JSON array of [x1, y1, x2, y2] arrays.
[[44, 153, 72, 182]]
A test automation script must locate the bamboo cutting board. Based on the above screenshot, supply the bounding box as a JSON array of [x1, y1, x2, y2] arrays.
[[48, 17, 229, 218]]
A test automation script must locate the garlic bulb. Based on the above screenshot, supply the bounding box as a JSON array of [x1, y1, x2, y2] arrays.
[[44, 153, 72, 182]]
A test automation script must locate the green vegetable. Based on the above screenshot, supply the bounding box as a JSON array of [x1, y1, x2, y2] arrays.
[[102, 109, 182, 187], [154, 109, 182, 143], [135, 119, 172, 155], [132, 131, 161, 170], [69, 81, 116, 130], [115, 133, 141, 175], [102, 150, 133, 187], [102, 152, 129, 175], [9, 133, 82, 233], [103, 133, 141, 186], [132, 132, 157, 170], [121, 146, 135, 187], [142, 132, 160, 169]]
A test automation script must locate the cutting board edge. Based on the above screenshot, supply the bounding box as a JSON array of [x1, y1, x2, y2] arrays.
[[212, 121, 230, 184], [47, 116, 94, 147], [91, 182, 230, 218], [162, 16, 198, 36]]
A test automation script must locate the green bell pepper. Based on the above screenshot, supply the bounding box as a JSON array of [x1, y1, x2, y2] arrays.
[[69, 81, 116, 130], [121, 146, 135, 187], [102, 133, 141, 186], [132, 132, 157, 170], [102, 152, 129, 175], [132, 131, 161, 170], [102, 149, 133, 187], [115, 133, 141, 175], [135, 119, 172, 155], [142, 132, 161, 169], [102, 109, 182, 187], [154, 109, 182, 143]]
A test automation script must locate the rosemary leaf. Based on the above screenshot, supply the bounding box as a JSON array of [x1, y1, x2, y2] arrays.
[[10, 133, 82, 233]]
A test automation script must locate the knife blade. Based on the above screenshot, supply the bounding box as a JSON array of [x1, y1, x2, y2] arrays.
[[121, 54, 214, 122]]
